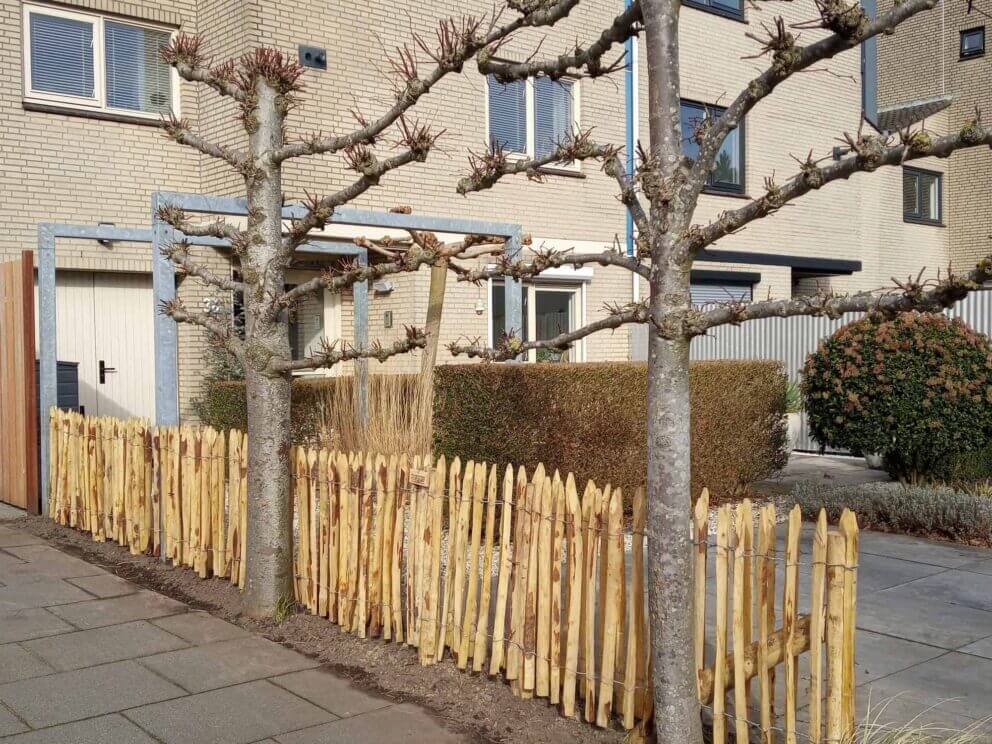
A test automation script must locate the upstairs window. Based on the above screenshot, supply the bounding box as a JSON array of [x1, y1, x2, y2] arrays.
[[903, 167, 942, 225], [960, 27, 985, 59], [680, 100, 745, 194], [487, 74, 579, 169], [683, 0, 744, 21], [23, 3, 177, 119]]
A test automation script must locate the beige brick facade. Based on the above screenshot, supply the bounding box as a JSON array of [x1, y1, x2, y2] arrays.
[[2, 0, 952, 420], [878, 0, 991, 274]]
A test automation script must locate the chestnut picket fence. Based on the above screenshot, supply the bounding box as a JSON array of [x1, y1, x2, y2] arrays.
[[47, 408, 859, 741]]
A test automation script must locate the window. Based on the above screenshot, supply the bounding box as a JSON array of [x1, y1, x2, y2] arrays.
[[23, 3, 177, 119], [490, 282, 584, 362], [960, 27, 985, 59], [487, 74, 579, 169], [683, 0, 744, 21], [690, 281, 753, 306], [680, 100, 744, 193], [903, 167, 942, 224]]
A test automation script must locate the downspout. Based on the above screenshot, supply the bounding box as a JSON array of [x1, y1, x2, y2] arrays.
[[625, 0, 639, 303]]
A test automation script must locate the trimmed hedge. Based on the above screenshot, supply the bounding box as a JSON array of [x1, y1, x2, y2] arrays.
[[802, 312, 992, 482], [196, 360, 789, 500], [792, 481, 992, 546]]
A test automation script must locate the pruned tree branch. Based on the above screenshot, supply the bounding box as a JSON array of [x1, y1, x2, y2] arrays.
[[160, 35, 247, 102], [683, 260, 992, 334], [270, 325, 427, 372], [689, 0, 942, 194], [453, 243, 650, 282], [271, 1, 586, 163], [161, 241, 245, 293], [687, 117, 992, 254], [156, 204, 244, 243], [448, 299, 650, 360], [479, 0, 640, 81], [161, 114, 248, 169], [160, 297, 244, 360], [456, 130, 619, 194], [606, 152, 651, 237]]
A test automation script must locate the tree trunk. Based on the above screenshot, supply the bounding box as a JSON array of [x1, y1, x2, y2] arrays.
[[242, 364, 295, 617], [646, 268, 703, 744]]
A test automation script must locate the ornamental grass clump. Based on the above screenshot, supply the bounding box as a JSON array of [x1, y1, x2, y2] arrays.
[[802, 312, 992, 483]]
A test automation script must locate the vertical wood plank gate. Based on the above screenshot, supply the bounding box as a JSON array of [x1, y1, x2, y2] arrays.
[[0, 250, 39, 512]]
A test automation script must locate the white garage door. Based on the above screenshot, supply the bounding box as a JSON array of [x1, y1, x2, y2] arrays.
[[49, 272, 156, 420]]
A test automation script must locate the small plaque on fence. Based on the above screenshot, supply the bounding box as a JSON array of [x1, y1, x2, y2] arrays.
[[409, 469, 430, 488]]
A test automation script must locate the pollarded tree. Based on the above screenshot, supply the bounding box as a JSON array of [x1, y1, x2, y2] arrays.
[[155, 2, 992, 742]]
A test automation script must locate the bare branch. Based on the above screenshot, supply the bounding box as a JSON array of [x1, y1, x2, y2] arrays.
[[161, 241, 245, 293], [161, 114, 248, 169], [453, 243, 649, 282], [690, 0, 941, 193], [272, 1, 585, 163], [160, 297, 244, 360], [270, 326, 427, 372], [684, 261, 992, 334], [605, 153, 651, 237], [480, 0, 641, 82], [688, 117, 992, 254], [160, 34, 246, 102], [448, 299, 650, 361], [457, 130, 619, 194], [155, 204, 243, 242]]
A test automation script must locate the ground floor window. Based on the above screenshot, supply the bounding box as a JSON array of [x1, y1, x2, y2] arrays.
[[490, 281, 584, 362], [690, 280, 753, 306]]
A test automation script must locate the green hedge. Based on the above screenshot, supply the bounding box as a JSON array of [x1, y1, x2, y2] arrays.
[[196, 360, 789, 500]]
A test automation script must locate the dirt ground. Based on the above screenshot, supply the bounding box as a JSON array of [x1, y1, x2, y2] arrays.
[[7, 514, 629, 744]]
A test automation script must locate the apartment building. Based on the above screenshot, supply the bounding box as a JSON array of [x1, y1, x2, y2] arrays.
[[877, 0, 991, 275], [1, 0, 953, 421]]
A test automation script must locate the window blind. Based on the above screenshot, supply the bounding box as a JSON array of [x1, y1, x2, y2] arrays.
[[534, 77, 573, 158], [29, 12, 95, 98], [487, 76, 526, 153], [105, 21, 173, 113]]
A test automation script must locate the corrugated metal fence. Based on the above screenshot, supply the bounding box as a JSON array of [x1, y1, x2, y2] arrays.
[[687, 290, 992, 451]]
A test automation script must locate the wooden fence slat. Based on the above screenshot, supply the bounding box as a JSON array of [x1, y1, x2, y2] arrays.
[[561, 475, 584, 718], [713, 505, 730, 744], [758, 503, 776, 744], [581, 482, 600, 723], [355, 453, 374, 636], [783, 505, 802, 744], [489, 465, 515, 677], [839, 509, 859, 741], [733, 499, 752, 744], [380, 454, 396, 638], [238, 432, 248, 588], [623, 487, 646, 729], [694, 488, 709, 697], [825, 533, 845, 744], [451, 462, 475, 661], [424, 455, 445, 662], [437, 457, 461, 662], [808, 509, 828, 744], [391, 454, 406, 643], [408, 455, 423, 649], [523, 477, 543, 698], [306, 449, 319, 611], [549, 473, 566, 706], [595, 487, 623, 728], [505, 466, 529, 685], [335, 453, 350, 626], [459, 461, 486, 669], [473, 465, 498, 672], [369, 454, 387, 637], [536, 472, 554, 698]]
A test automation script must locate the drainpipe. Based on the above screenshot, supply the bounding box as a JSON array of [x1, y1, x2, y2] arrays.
[[624, 0, 639, 303]]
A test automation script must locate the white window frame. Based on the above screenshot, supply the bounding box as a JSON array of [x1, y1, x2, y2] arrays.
[[484, 74, 582, 174], [487, 276, 588, 363], [22, 2, 180, 120]]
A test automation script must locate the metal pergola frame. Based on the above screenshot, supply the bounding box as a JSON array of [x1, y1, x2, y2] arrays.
[[37, 192, 525, 513]]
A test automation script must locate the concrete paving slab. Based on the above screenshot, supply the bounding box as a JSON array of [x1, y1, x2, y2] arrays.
[[855, 591, 992, 649], [0, 547, 104, 584], [0, 503, 26, 520], [48, 590, 187, 629], [67, 573, 140, 598], [0, 577, 94, 610], [151, 611, 249, 645], [0, 702, 29, 737], [0, 529, 44, 548], [139, 637, 319, 694], [0, 659, 185, 728], [23, 620, 190, 671], [273, 703, 465, 743], [956, 634, 992, 660], [0, 713, 159, 743], [855, 553, 948, 593], [0, 608, 74, 644], [269, 667, 392, 718], [0, 643, 55, 685], [960, 558, 992, 577], [125, 679, 336, 744], [858, 531, 990, 569], [880, 569, 992, 612], [852, 630, 946, 685], [855, 690, 990, 739], [859, 652, 992, 722]]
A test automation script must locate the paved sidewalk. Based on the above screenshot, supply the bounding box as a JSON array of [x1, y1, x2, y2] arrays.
[[0, 522, 465, 743]]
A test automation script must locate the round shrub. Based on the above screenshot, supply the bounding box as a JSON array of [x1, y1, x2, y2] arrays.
[[802, 312, 992, 482]]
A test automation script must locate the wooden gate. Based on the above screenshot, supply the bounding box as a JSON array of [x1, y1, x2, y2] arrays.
[[0, 251, 38, 512]]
